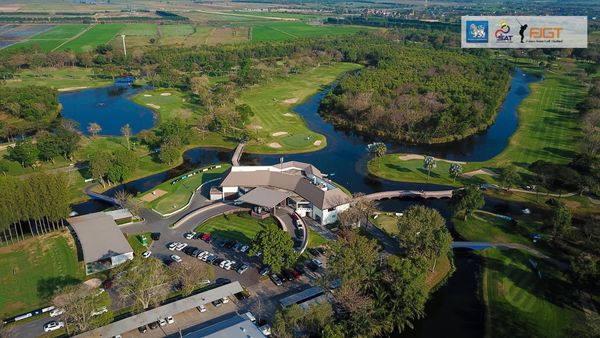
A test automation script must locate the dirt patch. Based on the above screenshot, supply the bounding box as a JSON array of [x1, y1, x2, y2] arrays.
[[57, 86, 88, 92], [141, 189, 168, 202], [84, 278, 102, 288], [564, 200, 581, 209], [313, 140, 322, 146], [283, 98, 298, 104], [268, 142, 282, 148], [463, 168, 498, 178], [272, 131, 288, 137], [398, 154, 466, 164], [160, 93, 172, 96], [146, 103, 161, 109]]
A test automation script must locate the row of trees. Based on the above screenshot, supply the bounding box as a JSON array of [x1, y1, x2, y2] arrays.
[[0, 172, 71, 245]]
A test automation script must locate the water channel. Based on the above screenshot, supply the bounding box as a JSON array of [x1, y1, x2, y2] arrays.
[[64, 68, 540, 337]]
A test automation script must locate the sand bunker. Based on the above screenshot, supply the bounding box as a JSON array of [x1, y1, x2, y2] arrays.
[[141, 189, 168, 202], [268, 142, 282, 148], [248, 125, 263, 129], [272, 131, 288, 137], [160, 93, 172, 96], [313, 140, 322, 146], [284, 98, 298, 104], [143, 94, 152, 97], [463, 168, 498, 178], [146, 103, 161, 109], [283, 113, 295, 117], [57, 86, 88, 92], [398, 154, 466, 164]]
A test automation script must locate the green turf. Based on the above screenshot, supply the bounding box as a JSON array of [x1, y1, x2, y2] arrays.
[[120, 23, 156, 36], [240, 62, 361, 154], [141, 164, 231, 215], [250, 22, 367, 42], [453, 210, 538, 246], [127, 232, 153, 255], [195, 212, 277, 244], [0, 232, 83, 318], [307, 229, 328, 248], [3, 67, 111, 90], [131, 88, 201, 122], [368, 65, 586, 191], [371, 213, 400, 235], [160, 24, 195, 37], [7, 24, 88, 52], [483, 248, 587, 338], [60, 24, 125, 52]]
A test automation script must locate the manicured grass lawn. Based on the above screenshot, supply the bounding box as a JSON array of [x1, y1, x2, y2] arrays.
[[307, 229, 328, 248], [426, 254, 452, 290], [371, 213, 400, 235], [240, 62, 361, 154], [141, 164, 231, 215], [160, 24, 195, 37], [368, 66, 585, 191], [127, 232, 153, 255], [0, 231, 83, 318], [195, 212, 276, 244], [131, 88, 201, 122], [250, 22, 367, 42], [120, 23, 157, 36], [60, 24, 124, 52], [8, 24, 90, 52], [453, 210, 538, 246], [4, 67, 111, 89], [482, 248, 586, 338]]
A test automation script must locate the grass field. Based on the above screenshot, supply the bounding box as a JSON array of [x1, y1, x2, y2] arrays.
[[3, 67, 111, 89], [371, 213, 400, 236], [60, 24, 124, 52], [132, 88, 201, 122], [240, 62, 361, 154], [368, 64, 586, 191], [453, 210, 539, 246], [120, 23, 157, 36], [140, 164, 231, 215], [0, 231, 83, 318], [127, 232, 153, 255], [250, 21, 366, 42], [195, 212, 276, 244], [307, 229, 328, 248], [482, 248, 586, 338]]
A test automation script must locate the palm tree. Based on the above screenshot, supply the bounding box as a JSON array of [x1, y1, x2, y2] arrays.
[[121, 124, 132, 150], [449, 163, 463, 182], [423, 156, 437, 179], [367, 142, 387, 168], [87, 122, 102, 138]]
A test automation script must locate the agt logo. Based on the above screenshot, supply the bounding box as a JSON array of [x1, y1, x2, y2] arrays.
[[530, 27, 563, 39], [495, 20, 513, 42], [466, 20, 488, 43]]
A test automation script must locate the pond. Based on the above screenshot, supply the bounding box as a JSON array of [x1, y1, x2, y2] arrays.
[[59, 83, 156, 136]]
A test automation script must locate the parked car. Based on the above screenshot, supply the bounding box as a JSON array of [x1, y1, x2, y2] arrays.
[[43, 321, 64, 332], [294, 265, 306, 275], [222, 296, 230, 304], [175, 243, 188, 251], [308, 248, 320, 256], [142, 251, 151, 258], [49, 308, 64, 317], [295, 229, 304, 239], [316, 247, 327, 255], [212, 299, 223, 307], [213, 258, 225, 266], [206, 255, 218, 264], [216, 278, 231, 285], [151, 232, 161, 241], [184, 232, 196, 240], [191, 249, 201, 257], [233, 242, 244, 251], [224, 260, 236, 270], [148, 321, 159, 330], [236, 264, 249, 274], [193, 232, 204, 239], [270, 274, 283, 286], [138, 325, 148, 333], [167, 242, 177, 251], [158, 318, 167, 326], [197, 304, 207, 313], [244, 312, 256, 323], [281, 269, 294, 281], [259, 267, 271, 276], [260, 323, 272, 336], [291, 269, 301, 279], [240, 245, 250, 253], [166, 316, 175, 324], [224, 241, 236, 249], [170, 255, 182, 263], [219, 259, 229, 269], [201, 233, 211, 242], [311, 258, 323, 268]]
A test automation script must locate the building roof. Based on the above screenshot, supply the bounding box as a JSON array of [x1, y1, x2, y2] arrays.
[[67, 212, 133, 263], [183, 315, 266, 338], [279, 287, 325, 307], [104, 208, 133, 221], [238, 187, 290, 208], [76, 282, 244, 338], [220, 162, 349, 210]]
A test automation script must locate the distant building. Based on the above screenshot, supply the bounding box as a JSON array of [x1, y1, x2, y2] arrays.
[[218, 161, 350, 225], [67, 212, 133, 275], [183, 314, 267, 338]]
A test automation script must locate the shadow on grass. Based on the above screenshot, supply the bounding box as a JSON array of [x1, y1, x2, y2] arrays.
[[37, 276, 81, 301], [417, 168, 441, 178], [384, 163, 411, 173]]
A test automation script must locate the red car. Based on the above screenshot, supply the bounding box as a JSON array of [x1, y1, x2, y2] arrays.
[[201, 233, 211, 242], [291, 269, 301, 279]]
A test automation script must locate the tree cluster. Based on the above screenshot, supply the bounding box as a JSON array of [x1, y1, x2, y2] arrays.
[[0, 85, 60, 140], [88, 148, 138, 187]]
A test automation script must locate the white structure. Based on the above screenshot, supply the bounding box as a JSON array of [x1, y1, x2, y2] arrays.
[[218, 161, 350, 225]]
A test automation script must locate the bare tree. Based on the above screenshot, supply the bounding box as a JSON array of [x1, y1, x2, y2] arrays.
[[170, 261, 214, 296], [53, 284, 110, 335], [113, 190, 142, 218], [121, 124, 132, 150], [115, 258, 171, 312], [87, 122, 102, 138]]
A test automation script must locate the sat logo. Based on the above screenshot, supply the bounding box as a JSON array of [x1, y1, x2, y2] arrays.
[[466, 21, 488, 43], [495, 20, 513, 42]]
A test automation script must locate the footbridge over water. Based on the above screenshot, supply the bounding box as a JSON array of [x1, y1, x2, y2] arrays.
[[84, 185, 119, 205], [364, 189, 456, 201]]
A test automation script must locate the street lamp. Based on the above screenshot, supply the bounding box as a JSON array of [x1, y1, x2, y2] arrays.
[[121, 34, 127, 56]]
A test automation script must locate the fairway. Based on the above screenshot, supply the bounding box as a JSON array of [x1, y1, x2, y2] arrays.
[[132, 89, 200, 122], [141, 164, 231, 216], [240, 62, 361, 154], [483, 248, 586, 338], [195, 212, 276, 244], [0, 232, 83, 318], [60, 24, 124, 52], [368, 66, 586, 188]]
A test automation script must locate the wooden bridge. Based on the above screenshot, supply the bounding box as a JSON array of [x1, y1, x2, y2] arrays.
[[231, 141, 245, 166], [364, 189, 456, 201], [84, 185, 119, 205]]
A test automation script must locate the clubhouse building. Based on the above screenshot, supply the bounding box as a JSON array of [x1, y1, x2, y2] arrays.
[[216, 161, 350, 225]]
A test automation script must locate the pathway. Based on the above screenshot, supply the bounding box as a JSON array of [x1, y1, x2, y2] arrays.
[[231, 141, 245, 166], [364, 189, 456, 201]]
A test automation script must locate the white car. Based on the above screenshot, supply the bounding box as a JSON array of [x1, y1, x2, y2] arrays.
[[260, 324, 272, 336], [167, 242, 178, 251], [49, 308, 64, 317], [201, 252, 212, 261], [240, 245, 249, 253], [142, 251, 152, 258], [91, 306, 108, 316], [222, 297, 230, 304], [170, 255, 182, 263], [43, 321, 65, 332], [166, 316, 175, 324], [175, 243, 188, 251], [219, 260, 229, 269], [184, 232, 196, 240], [158, 318, 167, 326], [197, 304, 207, 313], [197, 251, 208, 260], [224, 261, 236, 270]]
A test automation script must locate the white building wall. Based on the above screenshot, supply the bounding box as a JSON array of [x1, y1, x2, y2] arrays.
[[312, 203, 350, 225]]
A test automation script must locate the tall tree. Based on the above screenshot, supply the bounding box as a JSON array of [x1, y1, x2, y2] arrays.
[[7, 139, 39, 168], [449, 162, 463, 182], [120, 124, 132, 150], [326, 229, 380, 284], [423, 156, 437, 179], [87, 122, 102, 138], [170, 261, 214, 296], [53, 284, 112, 335], [114, 258, 171, 312], [451, 186, 484, 220], [367, 142, 387, 168], [499, 164, 519, 190], [249, 223, 297, 273], [548, 202, 572, 240]]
